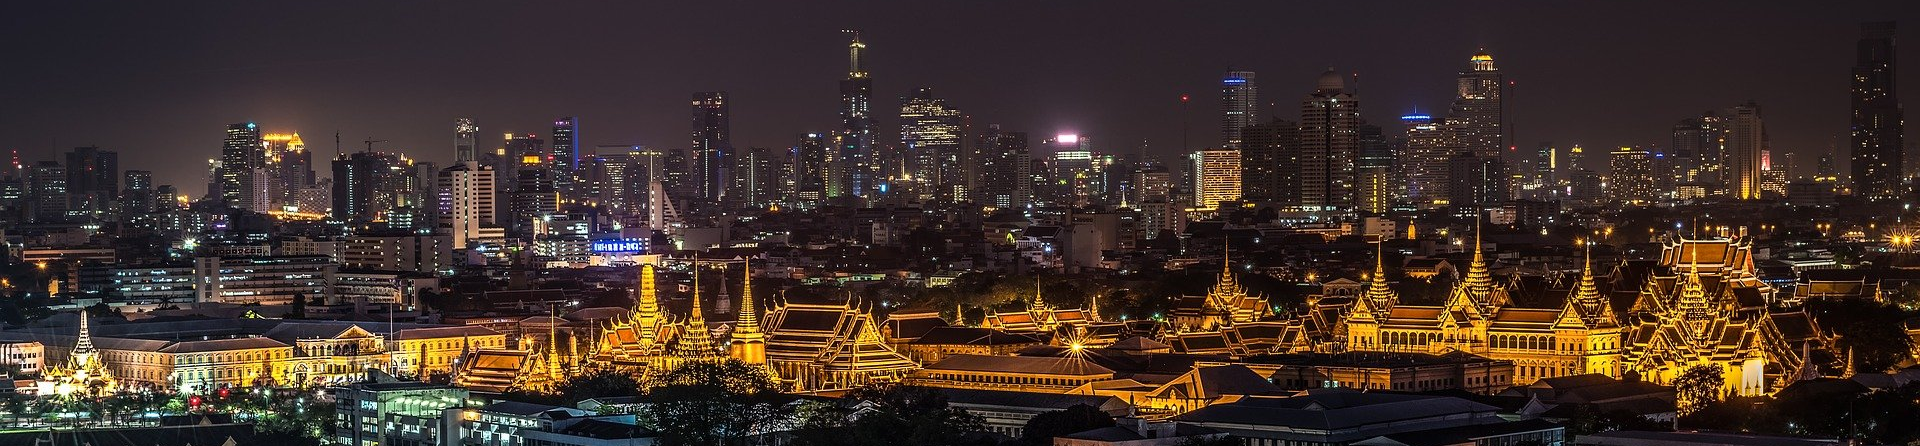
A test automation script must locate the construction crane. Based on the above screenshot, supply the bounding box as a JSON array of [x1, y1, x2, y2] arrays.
[[362, 137, 387, 153]]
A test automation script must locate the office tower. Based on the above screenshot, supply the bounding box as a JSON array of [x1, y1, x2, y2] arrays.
[[1727, 102, 1767, 200], [1043, 135, 1097, 207], [1447, 153, 1502, 209], [1609, 147, 1656, 203], [789, 133, 830, 206], [1189, 149, 1242, 209], [551, 117, 580, 199], [63, 146, 117, 216], [260, 133, 313, 212], [1221, 70, 1258, 149], [1239, 119, 1300, 204], [455, 118, 479, 163], [331, 151, 405, 224], [1531, 142, 1559, 198], [1817, 153, 1840, 182], [691, 92, 730, 204], [838, 31, 877, 199], [29, 161, 67, 223], [120, 170, 154, 216], [437, 161, 498, 248], [1450, 51, 1505, 158], [1760, 150, 1790, 198], [218, 122, 263, 210], [731, 147, 784, 208], [1356, 124, 1394, 213], [974, 126, 1031, 210], [1671, 118, 1708, 183], [493, 133, 543, 224], [1853, 22, 1905, 200], [898, 88, 964, 203], [1299, 69, 1361, 210], [1401, 113, 1448, 206], [509, 151, 559, 236]]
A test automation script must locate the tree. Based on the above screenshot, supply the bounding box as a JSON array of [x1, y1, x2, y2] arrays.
[[1672, 364, 1724, 416], [643, 359, 786, 446], [556, 369, 643, 406], [288, 292, 307, 319], [83, 302, 114, 318], [1018, 404, 1115, 445], [791, 384, 991, 446]]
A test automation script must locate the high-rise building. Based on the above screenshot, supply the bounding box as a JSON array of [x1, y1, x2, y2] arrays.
[[1760, 150, 1789, 198], [551, 117, 580, 199], [437, 161, 499, 248], [1299, 69, 1361, 210], [1670, 117, 1721, 183], [974, 126, 1030, 210], [837, 31, 877, 200], [1609, 147, 1656, 204], [28, 161, 67, 223], [1356, 124, 1395, 213], [899, 88, 964, 203], [1239, 119, 1300, 204], [63, 146, 117, 217], [691, 92, 730, 204], [509, 151, 559, 237], [730, 147, 784, 208], [1727, 102, 1767, 200], [331, 151, 404, 224], [1852, 21, 1905, 200], [1449, 51, 1505, 159], [218, 122, 263, 210], [1190, 149, 1242, 209], [262, 133, 313, 212], [1402, 113, 1448, 206], [1447, 153, 1503, 209], [786, 134, 829, 206], [455, 118, 479, 163], [120, 170, 154, 216], [1221, 70, 1258, 150]]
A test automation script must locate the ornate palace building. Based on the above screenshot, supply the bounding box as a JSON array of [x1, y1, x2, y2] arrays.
[[1336, 232, 1622, 386], [1619, 237, 1813, 396]]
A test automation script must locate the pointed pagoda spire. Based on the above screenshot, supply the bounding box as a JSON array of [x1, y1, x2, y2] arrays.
[[1360, 240, 1397, 317], [69, 312, 98, 369], [1463, 211, 1493, 290], [673, 254, 721, 360], [637, 265, 660, 322], [736, 258, 761, 335]]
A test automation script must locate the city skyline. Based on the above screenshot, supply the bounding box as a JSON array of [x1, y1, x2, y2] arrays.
[[3, 2, 1917, 194]]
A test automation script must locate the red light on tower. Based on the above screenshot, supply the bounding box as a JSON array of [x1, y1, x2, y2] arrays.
[[1180, 94, 1190, 102]]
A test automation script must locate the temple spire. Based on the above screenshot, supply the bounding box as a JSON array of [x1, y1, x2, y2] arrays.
[[737, 258, 760, 334]]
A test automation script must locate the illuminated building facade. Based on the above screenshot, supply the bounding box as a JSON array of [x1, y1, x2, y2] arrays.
[[219, 122, 262, 210], [1332, 231, 1623, 386], [1220, 70, 1258, 150], [1402, 114, 1448, 207], [974, 126, 1031, 210], [761, 298, 918, 391], [1609, 147, 1656, 204], [437, 161, 502, 248], [1299, 69, 1360, 210], [1188, 149, 1241, 209], [1170, 246, 1271, 332], [1620, 238, 1813, 397], [1727, 102, 1767, 200], [836, 31, 877, 200], [1851, 21, 1904, 201], [691, 93, 730, 204], [1239, 119, 1300, 204], [899, 87, 965, 203]]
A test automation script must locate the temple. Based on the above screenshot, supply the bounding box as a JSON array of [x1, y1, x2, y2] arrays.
[[36, 314, 115, 398], [1619, 237, 1812, 396]]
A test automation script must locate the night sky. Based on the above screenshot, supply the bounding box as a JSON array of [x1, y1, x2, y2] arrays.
[[4, 1, 1918, 196]]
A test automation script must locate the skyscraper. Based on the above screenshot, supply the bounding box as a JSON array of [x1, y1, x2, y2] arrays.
[[218, 122, 262, 210], [1299, 69, 1361, 210], [551, 117, 581, 199], [1852, 21, 1904, 200], [974, 126, 1030, 210], [455, 118, 479, 163], [898, 88, 964, 202], [691, 92, 730, 204], [1609, 147, 1656, 204], [1356, 124, 1394, 213], [1190, 149, 1242, 209], [331, 151, 404, 223], [1239, 118, 1300, 204], [837, 31, 877, 200], [63, 146, 117, 217], [437, 161, 498, 248], [730, 147, 784, 208], [1727, 102, 1767, 200], [789, 133, 830, 206], [1402, 113, 1448, 206], [1450, 51, 1504, 158], [1220, 70, 1258, 150], [28, 161, 67, 223]]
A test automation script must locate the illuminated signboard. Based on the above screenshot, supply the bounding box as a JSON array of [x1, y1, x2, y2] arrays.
[[591, 239, 649, 254]]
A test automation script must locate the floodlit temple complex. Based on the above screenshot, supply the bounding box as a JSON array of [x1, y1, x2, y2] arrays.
[[1618, 237, 1812, 396]]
